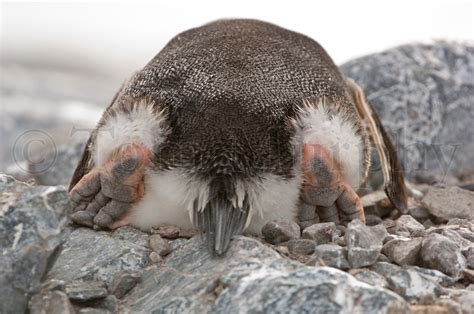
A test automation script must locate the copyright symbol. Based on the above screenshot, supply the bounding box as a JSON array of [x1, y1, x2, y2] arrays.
[[12, 130, 57, 174]]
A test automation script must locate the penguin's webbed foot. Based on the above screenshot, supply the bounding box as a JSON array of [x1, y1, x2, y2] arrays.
[[69, 143, 151, 229], [300, 143, 365, 225]]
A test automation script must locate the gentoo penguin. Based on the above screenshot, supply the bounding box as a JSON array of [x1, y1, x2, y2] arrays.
[[69, 19, 407, 255]]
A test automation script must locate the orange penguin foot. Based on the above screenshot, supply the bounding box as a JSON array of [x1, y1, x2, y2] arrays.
[[69, 143, 152, 229], [299, 143, 365, 225]]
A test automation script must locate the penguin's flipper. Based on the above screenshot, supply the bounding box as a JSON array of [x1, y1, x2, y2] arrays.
[[345, 78, 408, 213], [69, 143, 151, 228]]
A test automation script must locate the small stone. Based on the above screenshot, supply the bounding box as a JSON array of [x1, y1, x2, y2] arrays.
[[95, 295, 119, 312], [302, 222, 337, 244], [307, 244, 350, 270], [382, 237, 423, 266], [396, 215, 425, 235], [377, 253, 391, 263], [456, 228, 474, 242], [421, 233, 467, 278], [274, 245, 289, 256], [149, 252, 161, 263], [365, 214, 383, 226], [441, 229, 472, 250], [149, 235, 172, 256], [345, 220, 387, 268], [285, 239, 316, 255], [457, 290, 474, 314], [349, 269, 389, 289], [463, 269, 474, 283], [65, 281, 108, 302], [29, 291, 74, 314], [40, 279, 66, 292], [462, 246, 474, 269], [108, 270, 141, 299], [370, 262, 444, 302], [151, 224, 180, 239], [421, 186, 474, 221], [261, 220, 300, 245], [447, 218, 472, 228], [382, 219, 397, 234], [411, 266, 456, 287], [423, 219, 435, 229], [408, 207, 430, 222], [410, 304, 454, 314], [78, 308, 109, 314], [178, 229, 196, 239]]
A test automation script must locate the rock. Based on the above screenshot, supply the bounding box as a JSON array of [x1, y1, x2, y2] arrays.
[[285, 239, 315, 255], [78, 308, 109, 314], [341, 42, 474, 182], [411, 266, 456, 287], [396, 215, 425, 235], [421, 233, 467, 278], [349, 269, 389, 289], [409, 207, 431, 223], [410, 304, 456, 314], [41, 279, 66, 292], [169, 238, 190, 251], [307, 244, 350, 270], [151, 224, 180, 239], [261, 220, 300, 245], [46, 227, 150, 285], [0, 175, 72, 313], [463, 269, 474, 283], [108, 270, 141, 299], [122, 236, 408, 312], [28, 291, 74, 314], [302, 222, 337, 244], [65, 281, 108, 302], [178, 229, 196, 239], [365, 214, 383, 226], [382, 237, 423, 266], [345, 220, 387, 268], [441, 229, 472, 250], [421, 186, 474, 221], [149, 252, 161, 263], [462, 246, 474, 269], [371, 262, 445, 302], [453, 290, 474, 314], [149, 235, 172, 257]]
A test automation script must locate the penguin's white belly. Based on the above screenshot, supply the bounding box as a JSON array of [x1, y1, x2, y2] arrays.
[[129, 169, 302, 234]]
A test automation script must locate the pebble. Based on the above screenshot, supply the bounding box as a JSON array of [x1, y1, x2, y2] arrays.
[[462, 246, 474, 269], [149, 235, 172, 256], [285, 239, 316, 255], [345, 220, 387, 268], [151, 224, 180, 239], [29, 291, 74, 314], [370, 262, 444, 302], [302, 222, 337, 244], [365, 214, 383, 226], [178, 229, 196, 239], [40, 279, 66, 292], [307, 244, 350, 270], [149, 252, 162, 263], [420, 233, 467, 279], [261, 220, 301, 245], [108, 270, 141, 299], [396, 215, 425, 235], [349, 269, 389, 289], [64, 281, 108, 302], [382, 237, 423, 266]]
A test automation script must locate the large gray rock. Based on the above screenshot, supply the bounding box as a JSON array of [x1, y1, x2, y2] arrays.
[[0, 174, 72, 313], [341, 41, 474, 182], [46, 227, 151, 285], [122, 236, 408, 313]]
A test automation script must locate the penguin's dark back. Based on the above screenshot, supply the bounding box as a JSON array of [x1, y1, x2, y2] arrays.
[[121, 19, 357, 180]]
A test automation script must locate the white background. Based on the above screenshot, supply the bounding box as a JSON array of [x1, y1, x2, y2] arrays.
[[1, 0, 473, 77]]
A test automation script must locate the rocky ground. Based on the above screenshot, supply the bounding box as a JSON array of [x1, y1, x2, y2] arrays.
[[1, 41, 473, 313]]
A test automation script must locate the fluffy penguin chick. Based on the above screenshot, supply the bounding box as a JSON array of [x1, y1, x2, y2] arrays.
[[69, 19, 407, 255]]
